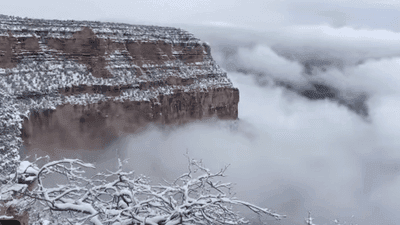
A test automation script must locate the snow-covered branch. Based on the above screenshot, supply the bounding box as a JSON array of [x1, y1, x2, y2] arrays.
[[1, 155, 286, 224]]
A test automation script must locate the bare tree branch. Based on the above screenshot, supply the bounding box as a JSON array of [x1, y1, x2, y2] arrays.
[[1, 155, 286, 225]]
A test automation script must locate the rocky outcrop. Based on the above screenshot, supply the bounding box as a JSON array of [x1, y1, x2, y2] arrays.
[[21, 87, 239, 154], [0, 15, 238, 197]]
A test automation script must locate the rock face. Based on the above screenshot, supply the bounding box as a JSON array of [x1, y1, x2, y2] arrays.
[[21, 87, 238, 155], [0, 15, 239, 222]]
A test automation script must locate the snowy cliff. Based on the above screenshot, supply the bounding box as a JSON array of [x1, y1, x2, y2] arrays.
[[0, 15, 239, 184]]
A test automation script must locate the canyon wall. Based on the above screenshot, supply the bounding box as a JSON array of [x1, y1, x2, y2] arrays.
[[0, 15, 239, 222], [21, 87, 238, 153]]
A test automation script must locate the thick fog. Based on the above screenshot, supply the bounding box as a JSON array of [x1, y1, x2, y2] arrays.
[[161, 24, 400, 224], [23, 23, 400, 224], [6, 1, 400, 224]]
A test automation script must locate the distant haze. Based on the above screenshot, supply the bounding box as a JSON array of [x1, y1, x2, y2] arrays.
[[3, 0, 400, 31], [7, 1, 400, 224]]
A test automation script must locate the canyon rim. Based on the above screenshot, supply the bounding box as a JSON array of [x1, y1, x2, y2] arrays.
[[0, 15, 239, 223]]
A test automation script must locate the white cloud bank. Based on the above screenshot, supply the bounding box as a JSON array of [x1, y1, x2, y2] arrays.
[[57, 60, 398, 225], [96, 24, 400, 225], [14, 9, 400, 225]]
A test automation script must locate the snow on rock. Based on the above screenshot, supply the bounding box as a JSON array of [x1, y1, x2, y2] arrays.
[[0, 14, 239, 191]]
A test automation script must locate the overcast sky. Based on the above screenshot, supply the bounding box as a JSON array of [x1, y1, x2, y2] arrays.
[[8, 1, 400, 225], [3, 0, 400, 31]]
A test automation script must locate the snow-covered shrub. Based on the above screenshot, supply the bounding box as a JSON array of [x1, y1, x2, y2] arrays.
[[0, 155, 286, 225], [0, 98, 24, 185]]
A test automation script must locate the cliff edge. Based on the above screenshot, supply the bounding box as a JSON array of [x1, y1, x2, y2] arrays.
[[0, 15, 239, 185]]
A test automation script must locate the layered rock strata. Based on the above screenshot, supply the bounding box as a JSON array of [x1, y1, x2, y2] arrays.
[[0, 15, 239, 188]]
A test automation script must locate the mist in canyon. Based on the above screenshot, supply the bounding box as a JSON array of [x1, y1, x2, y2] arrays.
[[9, 1, 400, 224], [21, 24, 400, 223]]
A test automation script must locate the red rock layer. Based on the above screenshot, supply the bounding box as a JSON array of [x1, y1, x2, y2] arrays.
[[21, 87, 239, 155]]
